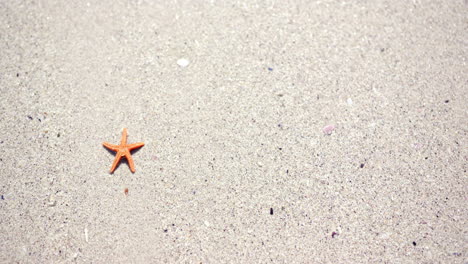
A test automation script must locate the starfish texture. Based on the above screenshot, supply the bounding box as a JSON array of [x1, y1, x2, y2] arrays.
[[103, 128, 144, 173]]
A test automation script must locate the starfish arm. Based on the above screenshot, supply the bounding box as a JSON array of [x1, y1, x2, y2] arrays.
[[127, 142, 145, 151], [121, 128, 127, 145], [103, 142, 119, 152], [124, 150, 136, 173], [110, 151, 123, 173]]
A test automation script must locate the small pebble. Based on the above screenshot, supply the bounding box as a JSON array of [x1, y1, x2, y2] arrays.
[[380, 233, 390, 239], [177, 58, 190, 67], [347, 98, 353, 105], [323, 125, 336, 135], [48, 195, 56, 207], [84, 227, 89, 242]]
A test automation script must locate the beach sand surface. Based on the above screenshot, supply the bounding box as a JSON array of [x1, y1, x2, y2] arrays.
[[0, 1, 466, 263]]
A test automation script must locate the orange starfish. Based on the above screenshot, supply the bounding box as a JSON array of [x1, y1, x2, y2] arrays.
[[103, 128, 144, 173]]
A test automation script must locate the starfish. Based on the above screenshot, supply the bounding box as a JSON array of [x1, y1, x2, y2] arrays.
[[103, 128, 144, 173]]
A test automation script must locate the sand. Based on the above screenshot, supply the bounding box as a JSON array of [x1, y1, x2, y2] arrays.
[[0, 1, 466, 263]]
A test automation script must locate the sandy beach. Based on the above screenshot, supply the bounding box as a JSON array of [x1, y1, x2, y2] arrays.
[[0, 1, 466, 263]]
